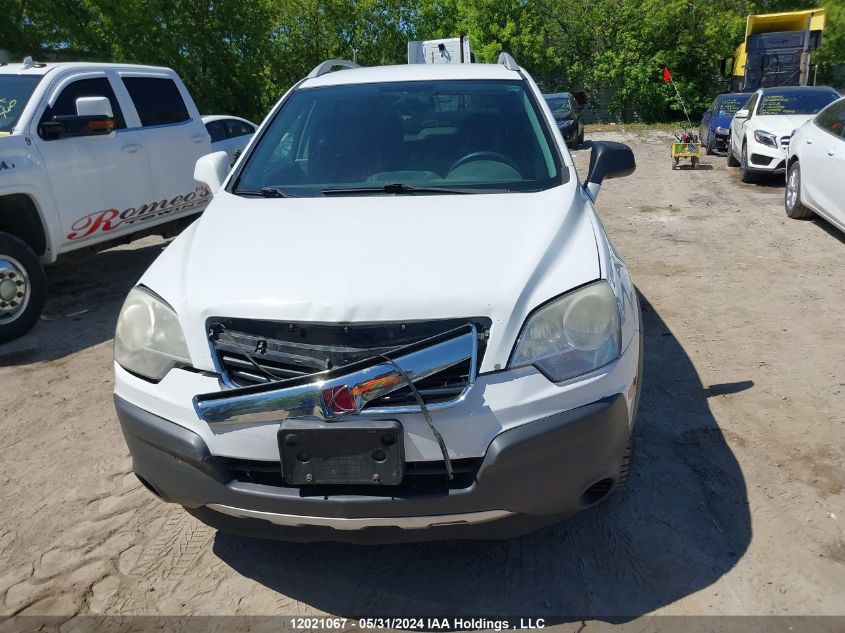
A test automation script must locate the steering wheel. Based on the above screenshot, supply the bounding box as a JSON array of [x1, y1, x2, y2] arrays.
[[448, 151, 520, 174]]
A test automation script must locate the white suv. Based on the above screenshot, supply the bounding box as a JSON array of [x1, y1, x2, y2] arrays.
[[113, 55, 642, 543]]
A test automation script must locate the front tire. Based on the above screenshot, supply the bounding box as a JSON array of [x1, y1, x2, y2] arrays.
[[0, 232, 46, 344], [706, 134, 716, 155], [785, 161, 814, 219], [739, 142, 755, 183], [727, 137, 740, 166]]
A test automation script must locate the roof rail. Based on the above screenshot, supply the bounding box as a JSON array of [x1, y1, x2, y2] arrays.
[[497, 52, 519, 71], [307, 59, 361, 78]]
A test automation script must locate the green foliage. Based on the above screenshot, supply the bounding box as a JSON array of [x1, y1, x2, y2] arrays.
[[2, 0, 843, 123]]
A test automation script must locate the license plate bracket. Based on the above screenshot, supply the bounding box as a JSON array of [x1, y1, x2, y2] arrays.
[[278, 420, 404, 486]]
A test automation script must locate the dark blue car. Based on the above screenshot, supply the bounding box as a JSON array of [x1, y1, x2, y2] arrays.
[[699, 92, 751, 155]]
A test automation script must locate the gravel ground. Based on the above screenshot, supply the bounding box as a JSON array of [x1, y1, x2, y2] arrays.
[[0, 129, 843, 622]]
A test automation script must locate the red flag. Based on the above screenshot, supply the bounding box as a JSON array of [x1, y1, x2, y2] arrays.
[[663, 66, 672, 83]]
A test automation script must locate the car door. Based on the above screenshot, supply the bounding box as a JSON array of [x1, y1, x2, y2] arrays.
[[32, 73, 156, 247], [732, 92, 758, 155], [804, 99, 845, 224], [119, 73, 213, 222]]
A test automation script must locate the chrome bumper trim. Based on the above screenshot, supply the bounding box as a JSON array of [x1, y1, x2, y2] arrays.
[[206, 503, 512, 531], [194, 324, 477, 425]]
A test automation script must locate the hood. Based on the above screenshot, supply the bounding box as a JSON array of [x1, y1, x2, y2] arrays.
[[142, 182, 601, 372], [756, 113, 815, 134], [711, 113, 735, 131]]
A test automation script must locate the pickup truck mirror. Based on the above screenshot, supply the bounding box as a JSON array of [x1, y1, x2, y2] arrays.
[[194, 151, 230, 194], [583, 141, 635, 202], [734, 109, 750, 119], [39, 97, 116, 141]]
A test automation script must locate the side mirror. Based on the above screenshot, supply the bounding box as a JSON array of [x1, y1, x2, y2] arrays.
[[734, 109, 750, 119], [39, 96, 116, 141], [583, 141, 635, 202], [194, 151, 230, 194]]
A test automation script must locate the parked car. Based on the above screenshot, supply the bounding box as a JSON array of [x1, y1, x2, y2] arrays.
[[699, 92, 750, 155], [202, 115, 256, 164], [543, 92, 584, 149], [728, 85, 840, 182], [785, 96, 845, 231], [0, 58, 213, 343], [113, 55, 642, 543]]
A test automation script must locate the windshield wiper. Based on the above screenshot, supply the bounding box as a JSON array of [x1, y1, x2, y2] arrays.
[[232, 187, 298, 198], [322, 182, 509, 196]]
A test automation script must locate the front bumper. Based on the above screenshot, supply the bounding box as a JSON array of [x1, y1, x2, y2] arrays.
[[116, 391, 634, 543], [746, 139, 787, 174]]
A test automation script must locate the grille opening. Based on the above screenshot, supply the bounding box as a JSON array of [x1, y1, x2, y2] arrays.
[[221, 456, 481, 495], [580, 478, 615, 506], [209, 318, 490, 407]]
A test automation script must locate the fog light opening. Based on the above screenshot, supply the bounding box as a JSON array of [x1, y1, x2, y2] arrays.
[[580, 478, 615, 506]]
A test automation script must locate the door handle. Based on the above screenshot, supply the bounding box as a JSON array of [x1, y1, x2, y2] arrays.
[[121, 144, 142, 154], [806, 138, 813, 144], [191, 135, 208, 144], [828, 149, 836, 156]]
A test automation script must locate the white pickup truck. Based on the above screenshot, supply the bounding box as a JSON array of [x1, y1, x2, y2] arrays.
[[0, 58, 214, 343]]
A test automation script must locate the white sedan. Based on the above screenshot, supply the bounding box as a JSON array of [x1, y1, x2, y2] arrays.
[[785, 96, 845, 232], [728, 86, 840, 183], [202, 115, 257, 164]]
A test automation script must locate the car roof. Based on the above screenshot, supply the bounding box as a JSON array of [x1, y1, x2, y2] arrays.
[[718, 92, 751, 99], [759, 85, 838, 95], [299, 63, 521, 89], [202, 115, 255, 125], [0, 61, 173, 77]]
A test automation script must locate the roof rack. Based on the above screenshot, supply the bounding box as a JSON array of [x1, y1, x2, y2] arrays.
[[307, 59, 361, 79], [497, 52, 519, 71]]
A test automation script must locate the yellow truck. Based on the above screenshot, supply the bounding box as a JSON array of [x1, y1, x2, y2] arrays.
[[728, 8, 827, 92]]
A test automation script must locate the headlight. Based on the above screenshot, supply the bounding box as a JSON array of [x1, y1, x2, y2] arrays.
[[114, 287, 191, 381], [509, 281, 621, 382], [715, 126, 729, 135], [754, 130, 777, 148]]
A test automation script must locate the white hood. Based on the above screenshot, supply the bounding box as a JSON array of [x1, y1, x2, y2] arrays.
[[141, 184, 601, 372], [757, 113, 815, 135]]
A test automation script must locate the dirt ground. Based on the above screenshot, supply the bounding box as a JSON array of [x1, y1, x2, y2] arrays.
[[1, 129, 843, 623]]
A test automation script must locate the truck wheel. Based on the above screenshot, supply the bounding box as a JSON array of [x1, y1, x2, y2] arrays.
[[0, 232, 46, 344], [785, 162, 814, 220], [577, 128, 584, 146], [706, 134, 716, 156]]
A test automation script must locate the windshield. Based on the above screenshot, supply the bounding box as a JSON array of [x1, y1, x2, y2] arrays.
[[718, 97, 746, 115], [233, 80, 565, 196], [545, 96, 573, 114], [0, 75, 41, 135], [757, 91, 839, 116]]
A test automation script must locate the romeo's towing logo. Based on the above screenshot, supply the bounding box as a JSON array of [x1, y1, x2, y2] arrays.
[[67, 187, 211, 240]]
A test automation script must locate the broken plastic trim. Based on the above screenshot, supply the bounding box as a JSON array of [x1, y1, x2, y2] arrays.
[[193, 324, 478, 425]]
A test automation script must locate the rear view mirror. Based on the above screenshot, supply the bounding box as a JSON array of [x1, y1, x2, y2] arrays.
[[583, 141, 635, 202], [194, 151, 230, 194], [38, 96, 116, 141], [734, 109, 750, 119]]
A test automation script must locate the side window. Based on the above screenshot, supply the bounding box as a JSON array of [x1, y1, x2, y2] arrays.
[[122, 77, 190, 126], [225, 119, 254, 138], [40, 77, 126, 130], [205, 120, 227, 143], [815, 100, 845, 139], [744, 94, 759, 115]]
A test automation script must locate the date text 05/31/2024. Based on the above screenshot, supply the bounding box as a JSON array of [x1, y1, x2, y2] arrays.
[[289, 618, 547, 630]]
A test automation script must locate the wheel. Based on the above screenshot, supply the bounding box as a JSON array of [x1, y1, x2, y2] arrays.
[[705, 134, 716, 156], [727, 137, 740, 167], [577, 128, 584, 146], [0, 232, 46, 344], [672, 157, 678, 170], [785, 161, 814, 220], [691, 156, 699, 169], [739, 142, 755, 183]]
